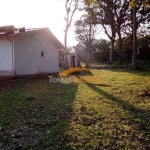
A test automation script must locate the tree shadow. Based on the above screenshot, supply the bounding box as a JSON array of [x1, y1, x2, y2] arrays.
[[0, 78, 17, 92], [85, 81, 143, 113], [0, 77, 78, 150], [70, 70, 93, 76], [83, 81, 150, 146]]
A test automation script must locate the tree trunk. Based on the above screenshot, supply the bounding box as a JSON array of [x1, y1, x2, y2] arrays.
[[131, 8, 137, 70], [86, 19, 92, 67], [64, 29, 68, 49], [110, 39, 114, 63], [85, 41, 90, 67], [86, 50, 90, 67], [118, 32, 123, 64]]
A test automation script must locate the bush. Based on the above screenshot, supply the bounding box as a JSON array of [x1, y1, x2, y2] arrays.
[[6, 28, 14, 34], [18, 27, 25, 32]]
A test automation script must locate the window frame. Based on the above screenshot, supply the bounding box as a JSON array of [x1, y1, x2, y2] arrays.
[[41, 51, 44, 58]]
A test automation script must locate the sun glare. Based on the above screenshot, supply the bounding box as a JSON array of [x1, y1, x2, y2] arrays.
[[0, 0, 79, 46]]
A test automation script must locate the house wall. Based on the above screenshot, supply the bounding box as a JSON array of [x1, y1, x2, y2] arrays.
[[65, 55, 71, 69], [0, 38, 13, 76], [74, 55, 80, 67], [14, 30, 59, 76], [64, 54, 80, 69]]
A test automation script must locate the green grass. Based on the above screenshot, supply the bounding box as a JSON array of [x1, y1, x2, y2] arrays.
[[0, 69, 150, 149]]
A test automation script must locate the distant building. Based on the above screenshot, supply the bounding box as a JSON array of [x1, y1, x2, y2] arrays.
[[74, 43, 84, 54], [64, 53, 80, 69], [0, 26, 65, 77], [69, 47, 76, 53], [73, 43, 88, 63], [59, 48, 68, 68]]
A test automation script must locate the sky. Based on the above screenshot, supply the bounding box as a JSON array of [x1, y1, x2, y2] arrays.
[[0, 0, 107, 47]]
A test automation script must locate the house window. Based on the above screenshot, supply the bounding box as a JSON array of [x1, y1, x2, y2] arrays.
[[41, 51, 44, 58], [0, 46, 2, 62]]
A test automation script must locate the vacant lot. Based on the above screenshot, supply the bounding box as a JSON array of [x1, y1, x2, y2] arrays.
[[0, 69, 150, 150]]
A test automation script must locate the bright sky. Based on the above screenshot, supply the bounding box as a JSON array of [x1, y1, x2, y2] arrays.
[[0, 0, 107, 46]]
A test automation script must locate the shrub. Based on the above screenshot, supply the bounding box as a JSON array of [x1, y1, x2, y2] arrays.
[[6, 28, 14, 34], [18, 27, 25, 32]]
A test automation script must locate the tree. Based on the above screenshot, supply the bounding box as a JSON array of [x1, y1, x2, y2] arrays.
[[137, 35, 150, 49], [83, 0, 150, 65], [129, 0, 150, 69], [74, 14, 99, 65], [113, 0, 131, 63], [92, 39, 111, 52], [84, 0, 127, 63], [64, 0, 78, 49], [94, 0, 117, 63]]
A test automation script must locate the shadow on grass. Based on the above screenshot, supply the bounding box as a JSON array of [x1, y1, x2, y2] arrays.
[[84, 81, 150, 145], [70, 70, 93, 76], [85, 82, 142, 113], [0, 78, 78, 150]]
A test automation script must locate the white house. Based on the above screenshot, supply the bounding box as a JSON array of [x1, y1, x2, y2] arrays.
[[0, 26, 64, 77]]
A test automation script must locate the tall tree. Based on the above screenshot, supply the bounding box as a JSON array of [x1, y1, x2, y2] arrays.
[[129, 0, 150, 69], [84, 0, 123, 63], [92, 39, 111, 52], [113, 0, 131, 63], [83, 0, 150, 64], [75, 14, 99, 65], [64, 0, 78, 49], [96, 0, 117, 63]]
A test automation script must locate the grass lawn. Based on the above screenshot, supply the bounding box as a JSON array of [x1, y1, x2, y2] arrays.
[[0, 69, 150, 150]]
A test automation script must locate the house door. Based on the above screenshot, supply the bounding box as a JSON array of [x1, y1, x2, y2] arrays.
[[71, 56, 76, 68]]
